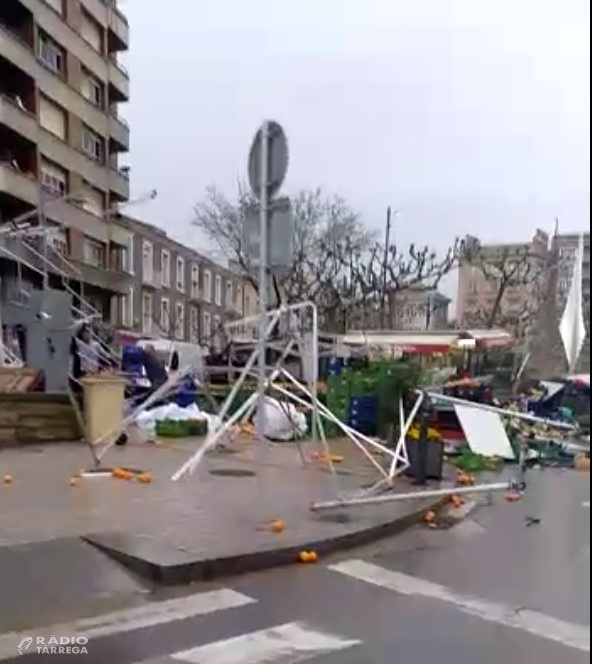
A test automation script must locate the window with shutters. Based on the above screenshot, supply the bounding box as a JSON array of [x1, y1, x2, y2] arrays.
[[40, 159, 68, 197], [37, 31, 65, 75], [39, 95, 67, 140], [80, 9, 103, 54], [81, 125, 104, 163], [81, 181, 105, 216]]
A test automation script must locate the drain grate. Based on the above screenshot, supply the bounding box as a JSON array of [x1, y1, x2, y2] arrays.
[[209, 468, 256, 478]]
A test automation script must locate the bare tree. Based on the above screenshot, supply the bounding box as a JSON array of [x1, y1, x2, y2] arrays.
[[193, 185, 463, 333], [193, 186, 373, 327], [462, 242, 549, 339]]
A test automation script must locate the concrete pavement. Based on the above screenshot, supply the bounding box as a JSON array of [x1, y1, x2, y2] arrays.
[[0, 436, 447, 629], [0, 467, 587, 664]]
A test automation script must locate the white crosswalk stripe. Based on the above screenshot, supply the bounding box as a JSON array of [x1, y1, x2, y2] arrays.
[[170, 622, 361, 664], [328, 559, 590, 653], [0, 588, 255, 661]]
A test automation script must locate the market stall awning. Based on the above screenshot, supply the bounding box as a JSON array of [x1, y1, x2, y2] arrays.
[[342, 332, 459, 354], [462, 329, 514, 349]]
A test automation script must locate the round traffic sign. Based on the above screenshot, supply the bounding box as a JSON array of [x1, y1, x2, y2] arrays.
[[248, 121, 289, 199]]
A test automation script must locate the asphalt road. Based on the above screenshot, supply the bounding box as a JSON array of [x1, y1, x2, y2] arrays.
[[0, 468, 589, 664]]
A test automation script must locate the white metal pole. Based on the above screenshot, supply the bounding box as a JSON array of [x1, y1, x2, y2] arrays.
[[256, 122, 270, 446], [424, 390, 576, 430], [310, 481, 511, 511]]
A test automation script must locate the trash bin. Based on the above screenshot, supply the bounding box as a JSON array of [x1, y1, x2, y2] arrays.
[[81, 374, 127, 446]]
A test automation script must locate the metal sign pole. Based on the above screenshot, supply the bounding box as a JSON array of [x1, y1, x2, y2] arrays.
[[256, 122, 270, 445]]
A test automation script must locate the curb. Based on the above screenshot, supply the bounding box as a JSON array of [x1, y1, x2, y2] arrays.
[[83, 499, 444, 586]]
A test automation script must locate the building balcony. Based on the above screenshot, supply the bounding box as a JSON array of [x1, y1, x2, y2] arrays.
[[108, 59, 129, 102], [70, 258, 132, 294], [0, 23, 119, 141], [142, 270, 162, 289], [109, 112, 129, 151], [109, 166, 130, 200], [20, 0, 109, 81], [0, 163, 38, 206], [0, 94, 37, 144], [108, 5, 129, 51], [78, 0, 129, 51]]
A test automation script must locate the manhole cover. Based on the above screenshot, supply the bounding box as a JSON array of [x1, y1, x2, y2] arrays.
[[209, 468, 256, 478]]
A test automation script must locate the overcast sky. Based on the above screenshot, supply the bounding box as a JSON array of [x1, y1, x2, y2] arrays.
[[122, 0, 590, 269]]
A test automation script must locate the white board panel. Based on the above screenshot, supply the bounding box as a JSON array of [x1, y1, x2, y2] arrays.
[[454, 405, 515, 460]]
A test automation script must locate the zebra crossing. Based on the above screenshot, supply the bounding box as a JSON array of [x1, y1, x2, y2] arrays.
[[0, 557, 588, 663]]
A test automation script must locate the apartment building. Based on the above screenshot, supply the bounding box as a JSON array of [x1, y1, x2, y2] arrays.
[[113, 216, 250, 347], [456, 230, 549, 340], [388, 285, 451, 331], [0, 0, 132, 318]]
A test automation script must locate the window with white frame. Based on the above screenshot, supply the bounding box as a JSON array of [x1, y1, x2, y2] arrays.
[[37, 31, 65, 75], [82, 237, 105, 267], [189, 306, 199, 342], [214, 275, 222, 306], [213, 315, 222, 349], [176, 257, 185, 292], [236, 284, 243, 313], [125, 235, 135, 274], [202, 311, 211, 342], [203, 269, 212, 302], [142, 293, 153, 335], [160, 298, 170, 335], [40, 159, 67, 196], [81, 68, 104, 108], [175, 302, 185, 340], [161, 250, 171, 287], [142, 241, 153, 283], [51, 228, 68, 255], [81, 124, 104, 163], [191, 263, 199, 299], [225, 281, 233, 309]]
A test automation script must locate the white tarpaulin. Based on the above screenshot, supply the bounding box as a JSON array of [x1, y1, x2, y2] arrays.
[[559, 234, 587, 373], [454, 405, 515, 460]]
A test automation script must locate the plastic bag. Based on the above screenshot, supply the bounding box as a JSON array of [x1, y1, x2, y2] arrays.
[[257, 396, 308, 441]]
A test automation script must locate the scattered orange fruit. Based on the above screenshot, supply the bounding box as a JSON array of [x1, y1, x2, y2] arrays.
[[136, 472, 153, 484], [69, 477, 79, 487], [269, 519, 286, 533], [298, 550, 318, 563], [3, 474, 13, 485], [423, 510, 437, 525], [449, 494, 465, 509]]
